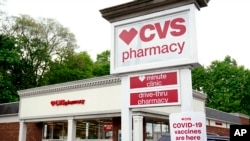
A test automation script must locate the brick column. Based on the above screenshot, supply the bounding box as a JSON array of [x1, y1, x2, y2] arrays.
[[112, 117, 121, 141]]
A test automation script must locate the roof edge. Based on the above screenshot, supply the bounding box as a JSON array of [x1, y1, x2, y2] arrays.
[[18, 75, 209, 100], [18, 75, 121, 97], [230, 113, 250, 119], [100, 0, 210, 22], [193, 89, 207, 100]]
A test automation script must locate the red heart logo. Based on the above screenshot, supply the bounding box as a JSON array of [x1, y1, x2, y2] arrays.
[[51, 101, 56, 106], [119, 28, 138, 45]]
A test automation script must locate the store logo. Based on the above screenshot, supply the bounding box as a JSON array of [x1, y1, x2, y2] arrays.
[[119, 17, 186, 45], [119, 28, 138, 45], [118, 17, 187, 63], [51, 99, 85, 106], [139, 75, 145, 82]]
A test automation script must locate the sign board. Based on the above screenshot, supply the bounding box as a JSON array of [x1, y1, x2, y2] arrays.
[[111, 5, 198, 74], [129, 70, 180, 107], [169, 112, 207, 141], [130, 71, 177, 89], [130, 89, 179, 106], [103, 122, 113, 132]]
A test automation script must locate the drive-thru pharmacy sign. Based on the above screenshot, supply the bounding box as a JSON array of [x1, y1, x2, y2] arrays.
[[129, 70, 180, 107], [170, 112, 207, 141], [111, 5, 198, 74]]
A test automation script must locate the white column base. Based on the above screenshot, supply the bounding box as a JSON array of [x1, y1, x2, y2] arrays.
[[18, 121, 27, 141], [67, 118, 76, 141], [133, 115, 143, 141]]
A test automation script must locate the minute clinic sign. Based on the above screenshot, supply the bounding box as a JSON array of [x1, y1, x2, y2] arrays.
[[129, 70, 180, 107], [130, 71, 177, 89], [111, 5, 198, 74]]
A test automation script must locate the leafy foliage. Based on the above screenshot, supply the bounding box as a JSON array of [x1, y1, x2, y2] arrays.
[[93, 50, 110, 76], [0, 34, 20, 103], [41, 51, 94, 85], [1, 15, 78, 89], [0, 14, 79, 103], [192, 56, 250, 115]]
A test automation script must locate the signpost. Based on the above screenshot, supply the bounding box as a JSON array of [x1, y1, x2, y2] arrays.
[[100, 0, 210, 141]]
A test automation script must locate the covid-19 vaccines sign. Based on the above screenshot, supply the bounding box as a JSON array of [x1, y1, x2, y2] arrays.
[[170, 112, 207, 141]]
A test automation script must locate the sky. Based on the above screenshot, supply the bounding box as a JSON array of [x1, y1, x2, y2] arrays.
[[3, 0, 250, 69]]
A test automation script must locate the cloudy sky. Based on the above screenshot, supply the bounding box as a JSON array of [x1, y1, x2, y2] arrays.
[[3, 0, 250, 69]]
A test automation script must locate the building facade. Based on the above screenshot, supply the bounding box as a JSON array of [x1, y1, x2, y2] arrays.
[[0, 75, 249, 141]]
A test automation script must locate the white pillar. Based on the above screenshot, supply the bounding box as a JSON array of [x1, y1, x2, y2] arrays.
[[180, 67, 194, 112], [86, 122, 89, 139], [67, 118, 76, 141], [133, 115, 143, 141], [121, 76, 133, 141], [18, 121, 27, 141]]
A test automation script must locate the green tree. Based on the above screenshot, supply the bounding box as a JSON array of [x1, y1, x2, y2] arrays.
[[0, 34, 20, 103], [93, 50, 110, 76], [192, 56, 250, 115], [192, 65, 207, 91], [42, 51, 94, 85], [1, 15, 78, 89]]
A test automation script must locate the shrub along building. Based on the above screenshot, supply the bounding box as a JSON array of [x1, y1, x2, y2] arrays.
[[0, 75, 249, 141]]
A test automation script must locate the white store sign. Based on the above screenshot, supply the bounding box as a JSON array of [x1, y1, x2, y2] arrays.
[[111, 5, 198, 74], [169, 112, 207, 141]]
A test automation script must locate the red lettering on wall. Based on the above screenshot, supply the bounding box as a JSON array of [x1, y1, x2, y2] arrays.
[[215, 122, 222, 126], [50, 99, 85, 106]]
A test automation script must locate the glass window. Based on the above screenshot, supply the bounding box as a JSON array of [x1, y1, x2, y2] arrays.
[[76, 119, 113, 139], [42, 119, 112, 140], [146, 123, 153, 139], [43, 122, 68, 139], [146, 120, 169, 140]]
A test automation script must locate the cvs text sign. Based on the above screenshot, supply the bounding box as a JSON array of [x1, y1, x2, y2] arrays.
[[111, 5, 198, 74]]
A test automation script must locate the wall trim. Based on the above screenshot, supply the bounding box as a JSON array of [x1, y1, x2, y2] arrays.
[[18, 75, 121, 97]]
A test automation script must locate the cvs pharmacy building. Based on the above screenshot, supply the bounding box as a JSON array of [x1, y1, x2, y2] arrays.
[[4, 0, 247, 141], [18, 0, 210, 141], [17, 75, 207, 141]]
